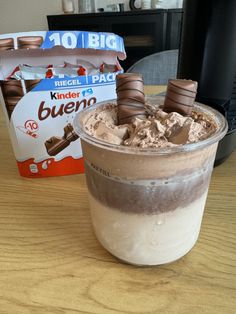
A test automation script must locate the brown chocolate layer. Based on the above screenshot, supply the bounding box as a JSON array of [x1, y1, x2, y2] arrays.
[[163, 79, 198, 116], [85, 160, 212, 214], [116, 73, 146, 124]]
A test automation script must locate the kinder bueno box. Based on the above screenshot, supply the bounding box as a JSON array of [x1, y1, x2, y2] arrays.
[[0, 31, 126, 177]]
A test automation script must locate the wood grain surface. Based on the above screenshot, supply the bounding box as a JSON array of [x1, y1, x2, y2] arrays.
[[0, 86, 235, 314]]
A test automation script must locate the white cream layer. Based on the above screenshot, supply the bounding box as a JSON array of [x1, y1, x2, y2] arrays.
[[88, 192, 208, 265]]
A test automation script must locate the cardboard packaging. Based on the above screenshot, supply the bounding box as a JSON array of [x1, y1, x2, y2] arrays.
[[0, 31, 126, 177]]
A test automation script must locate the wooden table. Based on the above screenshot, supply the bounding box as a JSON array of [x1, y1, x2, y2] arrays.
[[0, 86, 235, 314]]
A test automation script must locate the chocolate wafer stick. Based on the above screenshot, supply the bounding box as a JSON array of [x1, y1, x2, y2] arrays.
[[116, 73, 146, 125], [163, 79, 198, 116]]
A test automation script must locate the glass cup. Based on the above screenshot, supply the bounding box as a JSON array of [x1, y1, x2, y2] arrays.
[[74, 96, 228, 265], [142, 0, 152, 10], [78, 0, 95, 13], [62, 0, 75, 14]]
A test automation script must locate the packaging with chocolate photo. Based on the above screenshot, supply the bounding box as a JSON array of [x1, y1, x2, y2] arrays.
[[0, 31, 126, 177]]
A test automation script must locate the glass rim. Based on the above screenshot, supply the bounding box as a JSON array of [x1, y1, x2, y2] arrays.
[[73, 96, 228, 155]]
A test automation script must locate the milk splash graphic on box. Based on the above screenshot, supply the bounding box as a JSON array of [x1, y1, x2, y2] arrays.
[[0, 31, 126, 177]]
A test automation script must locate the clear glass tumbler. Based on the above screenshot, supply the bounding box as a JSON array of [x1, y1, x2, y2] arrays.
[[78, 0, 95, 13], [74, 96, 228, 265]]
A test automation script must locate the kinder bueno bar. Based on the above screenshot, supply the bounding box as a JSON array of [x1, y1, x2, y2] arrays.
[[163, 79, 198, 116], [0, 31, 126, 178], [17, 36, 43, 49], [116, 73, 146, 124], [45, 123, 79, 156], [0, 38, 14, 50], [1, 80, 25, 118]]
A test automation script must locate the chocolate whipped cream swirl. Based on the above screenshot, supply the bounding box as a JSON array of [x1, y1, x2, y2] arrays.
[[163, 79, 198, 116], [116, 73, 146, 124]]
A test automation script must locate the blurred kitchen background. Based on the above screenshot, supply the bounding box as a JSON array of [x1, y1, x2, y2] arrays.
[[0, 0, 183, 33]]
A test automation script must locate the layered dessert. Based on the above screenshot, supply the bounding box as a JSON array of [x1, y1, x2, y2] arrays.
[[75, 75, 227, 265]]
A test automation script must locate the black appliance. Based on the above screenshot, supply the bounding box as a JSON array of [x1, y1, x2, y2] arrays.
[[178, 0, 236, 165]]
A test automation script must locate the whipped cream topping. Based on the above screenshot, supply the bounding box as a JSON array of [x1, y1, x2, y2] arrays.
[[83, 101, 217, 148]]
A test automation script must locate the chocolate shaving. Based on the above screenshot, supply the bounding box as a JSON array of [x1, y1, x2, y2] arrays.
[[116, 73, 146, 124], [163, 79, 198, 116]]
